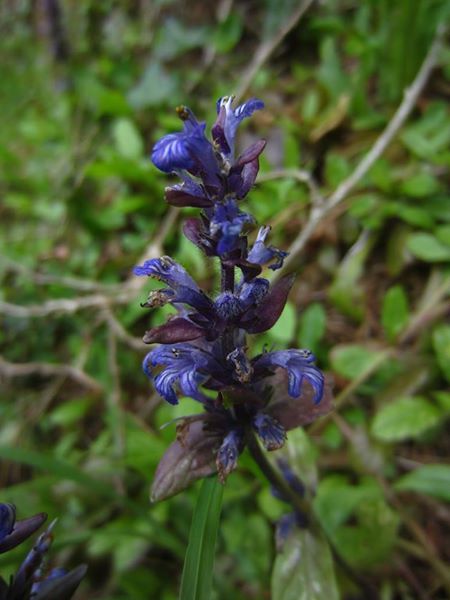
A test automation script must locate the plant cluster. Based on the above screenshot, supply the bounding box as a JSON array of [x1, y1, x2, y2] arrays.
[[0, 503, 85, 600]]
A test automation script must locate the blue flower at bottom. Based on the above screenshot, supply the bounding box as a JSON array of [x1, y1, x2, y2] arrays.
[[253, 349, 324, 403], [216, 429, 244, 482]]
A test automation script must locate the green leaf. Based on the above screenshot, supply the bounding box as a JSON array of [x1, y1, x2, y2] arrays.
[[395, 465, 450, 502], [401, 102, 450, 159], [407, 233, 450, 262], [47, 398, 92, 427], [328, 231, 376, 320], [324, 152, 351, 187], [435, 224, 450, 247], [298, 303, 326, 353], [179, 476, 224, 600], [433, 391, 450, 412], [212, 13, 243, 53], [432, 324, 450, 382], [314, 476, 399, 568], [112, 118, 144, 159], [381, 285, 409, 341], [371, 396, 441, 442], [128, 63, 178, 109], [278, 429, 318, 490], [272, 527, 339, 600], [330, 344, 386, 380], [400, 172, 441, 198]]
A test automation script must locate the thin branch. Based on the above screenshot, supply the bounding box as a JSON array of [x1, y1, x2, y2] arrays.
[[106, 326, 126, 464], [235, 0, 315, 102], [1, 256, 121, 293], [0, 208, 179, 319], [276, 24, 446, 278], [0, 292, 131, 318], [0, 356, 102, 393], [103, 308, 146, 353]]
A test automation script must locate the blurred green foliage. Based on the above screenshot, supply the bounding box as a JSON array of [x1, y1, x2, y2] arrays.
[[0, 0, 449, 598]]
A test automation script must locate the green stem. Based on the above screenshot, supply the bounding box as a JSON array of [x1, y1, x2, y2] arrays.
[[246, 431, 312, 521]]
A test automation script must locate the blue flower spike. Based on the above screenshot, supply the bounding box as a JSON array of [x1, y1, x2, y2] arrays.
[[137, 96, 331, 500]]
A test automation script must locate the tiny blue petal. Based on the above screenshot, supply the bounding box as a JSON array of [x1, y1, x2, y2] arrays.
[[214, 95, 264, 157], [238, 278, 270, 308], [151, 133, 195, 173], [254, 349, 324, 404], [144, 343, 221, 405], [216, 430, 242, 480], [253, 413, 286, 450], [248, 226, 288, 270]]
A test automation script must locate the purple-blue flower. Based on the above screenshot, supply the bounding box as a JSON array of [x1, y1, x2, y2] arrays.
[[136, 96, 331, 499], [216, 429, 244, 482], [144, 342, 225, 405], [252, 413, 286, 451], [134, 256, 214, 314], [210, 199, 254, 256], [213, 96, 264, 158], [151, 106, 219, 190], [0, 503, 86, 599], [247, 226, 288, 271], [253, 349, 324, 403]]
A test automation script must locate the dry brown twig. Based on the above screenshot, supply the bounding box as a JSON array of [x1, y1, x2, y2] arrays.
[[235, 0, 316, 102], [0, 355, 102, 394], [0, 207, 179, 318], [0, 207, 177, 395], [273, 23, 447, 281]]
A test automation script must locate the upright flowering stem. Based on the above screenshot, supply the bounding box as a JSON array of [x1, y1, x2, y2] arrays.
[[136, 95, 332, 505], [246, 432, 311, 520], [220, 263, 235, 293]]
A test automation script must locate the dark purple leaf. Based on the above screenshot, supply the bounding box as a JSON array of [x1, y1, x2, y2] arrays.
[[244, 275, 294, 333], [165, 188, 213, 208], [33, 565, 87, 600], [143, 318, 205, 344], [183, 218, 205, 247], [0, 513, 47, 554], [234, 139, 266, 167], [151, 419, 221, 502]]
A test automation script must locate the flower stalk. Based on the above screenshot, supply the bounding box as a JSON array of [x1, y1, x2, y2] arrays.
[[136, 96, 332, 502]]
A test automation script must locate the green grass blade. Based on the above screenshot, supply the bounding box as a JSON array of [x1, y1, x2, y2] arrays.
[[179, 475, 224, 600]]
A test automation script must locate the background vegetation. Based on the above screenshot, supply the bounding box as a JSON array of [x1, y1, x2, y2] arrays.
[[0, 1, 449, 598]]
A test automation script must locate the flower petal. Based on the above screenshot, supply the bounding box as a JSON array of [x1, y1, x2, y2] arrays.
[[266, 371, 334, 430], [253, 413, 286, 450], [247, 226, 288, 270], [151, 132, 195, 173], [216, 429, 244, 483], [254, 349, 324, 403]]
